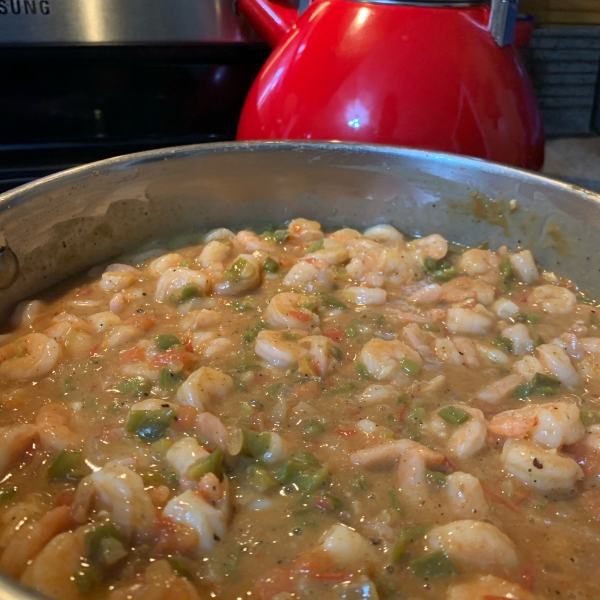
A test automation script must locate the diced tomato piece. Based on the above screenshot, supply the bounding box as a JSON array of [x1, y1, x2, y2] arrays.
[[288, 310, 310, 322], [152, 349, 196, 368], [323, 328, 345, 342], [314, 496, 335, 510], [335, 428, 358, 437], [183, 336, 194, 353], [125, 315, 157, 330], [522, 562, 536, 590], [440, 457, 458, 474], [87, 343, 101, 358], [119, 346, 145, 363], [254, 567, 296, 600], [294, 549, 333, 575], [55, 490, 75, 507], [173, 405, 199, 431], [280, 258, 296, 268], [155, 519, 199, 556], [398, 402, 410, 420]]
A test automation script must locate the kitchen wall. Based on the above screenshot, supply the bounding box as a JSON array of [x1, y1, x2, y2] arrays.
[[520, 0, 600, 136]]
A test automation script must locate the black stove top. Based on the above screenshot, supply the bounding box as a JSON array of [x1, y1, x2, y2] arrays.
[[0, 44, 269, 193]]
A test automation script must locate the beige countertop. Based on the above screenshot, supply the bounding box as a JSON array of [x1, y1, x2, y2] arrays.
[[543, 137, 600, 193]]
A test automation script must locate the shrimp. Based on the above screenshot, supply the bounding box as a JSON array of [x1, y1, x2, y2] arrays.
[[166, 436, 210, 481], [86, 311, 122, 333], [21, 530, 85, 600], [492, 297, 520, 319], [0, 333, 61, 380], [537, 343, 581, 388], [446, 305, 494, 335], [255, 330, 308, 368], [196, 240, 230, 268], [233, 230, 272, 253], [100, 267, 140, 292], [377, 247, 419, 286], [512, 355, 544, 381], [456, 249, 502, 285], [318, 524, 377, 570], [330, 227, 362, 245], [359, 338, 422, 380], [177, 366, 234, 411], [283, 260, 334, 292], [149, 253, 184, 276], [529, 284, 576, 314], [435, 338, 465, 366], [346, 257, 384, 288], [288, 218, 324, 244], [566, 424, 600, 477], [501, 439, 583, 492], [364, 224, 403, 244], [265, 292, 320, 330], [501, 323, 533, 355], [35, 403, 81, 453], [509, 249, 539, 284], [193, 333, 232, 359], [71, 462, 157, 541], [429, 405, 488, 458], [445, 472, 489, 520], [427, 520, 518, 576], [553, 332, 583, 360], [10, 300, 44, 329], [577, 337, 600, 378], [359, 384, 398, 405], [155, 268, 211, 304], [205, 227, 234, 243], [305, 238, 349, 265], [344, 285, 387, 305], [439, 277, 496, 306], [106, 325, 144, 349], [109, 559, 201, 600], [435, 337, 479, 367], [402, 323, 433, 358], [476, 373, 524, 404], [352, 439, 447, 509], [488, 402, 585, 448], [299, 335, 338, 378], [196, 412, 230, 449], [413, 233, 448, 261], [397, 442, 447, 504], [162, 484, 229, 554], [455, 337, 481, 366], [475, 342, 509, 365], [350, 439, 419, 469], [0, 505, 73, 578], [0, 424, 37, 477], [213, 254, 261, 295], [407, 283, 441, 304], [180, 309, 220, 331], [447, 575, 535, 600], [109, 293, 125, 315]]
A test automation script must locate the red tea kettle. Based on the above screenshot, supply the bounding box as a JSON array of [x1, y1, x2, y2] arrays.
[[236, 0, 544, 170]]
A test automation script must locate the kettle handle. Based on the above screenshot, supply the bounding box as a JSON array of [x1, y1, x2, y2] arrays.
[[489, 0, 518, 46], [236, 0, 298, 48]]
